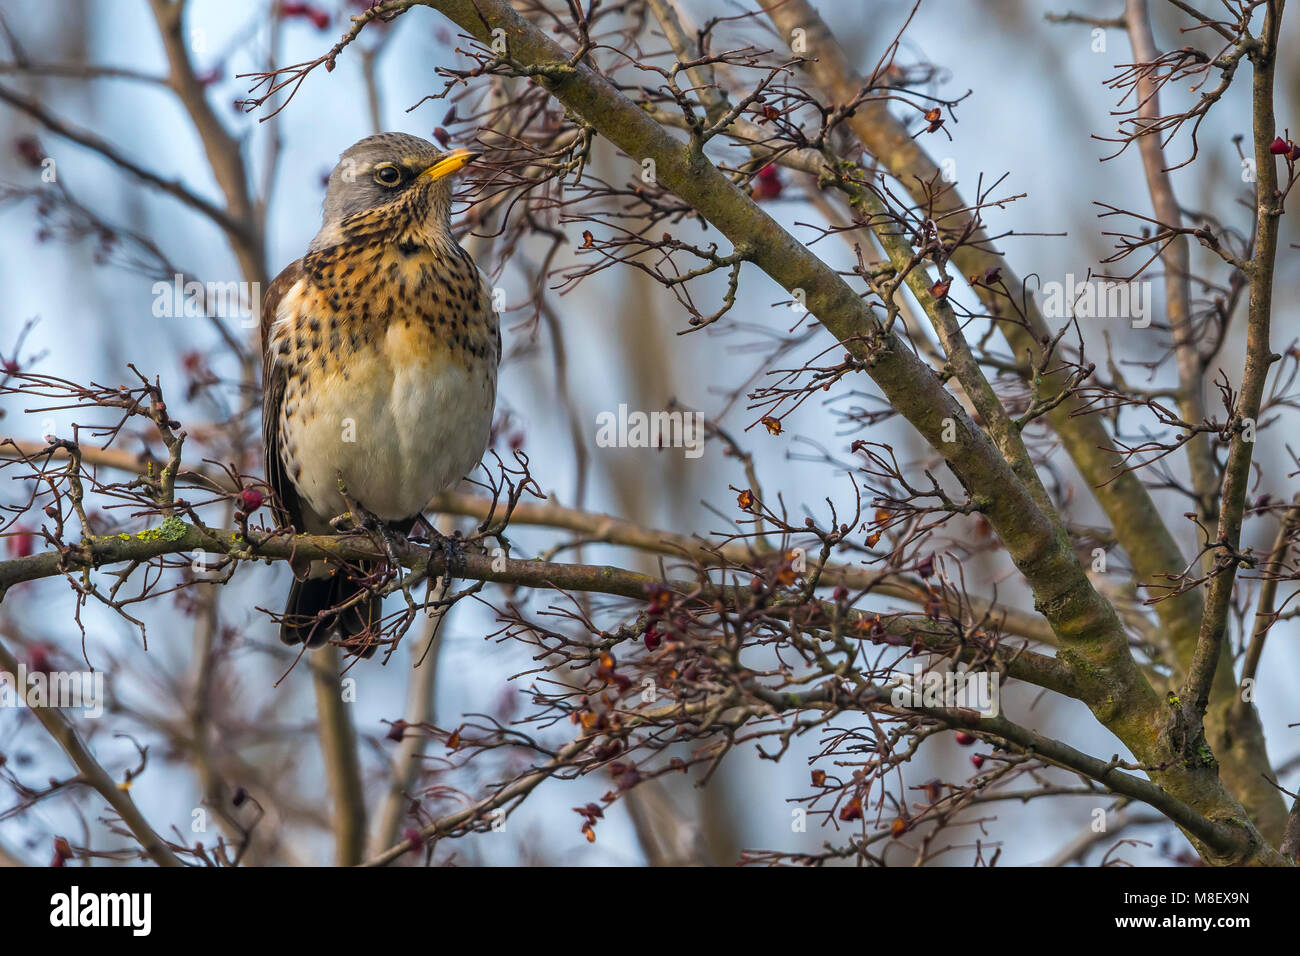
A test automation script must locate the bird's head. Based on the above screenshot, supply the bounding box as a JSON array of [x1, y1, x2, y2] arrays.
[[311, 132, 479, 251]]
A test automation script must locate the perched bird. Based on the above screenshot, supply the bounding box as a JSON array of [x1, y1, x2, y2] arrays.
[[261, 132, 499, 656]]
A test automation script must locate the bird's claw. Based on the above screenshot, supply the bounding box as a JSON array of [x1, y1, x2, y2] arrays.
[[425, 528, 465, 589], [334, 473, 407, 586], [367, 517, 408, 588]]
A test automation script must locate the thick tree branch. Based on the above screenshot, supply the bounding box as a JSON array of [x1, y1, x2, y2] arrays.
[[402, 0, 1287, 864], [755, 0, 1208, 677]]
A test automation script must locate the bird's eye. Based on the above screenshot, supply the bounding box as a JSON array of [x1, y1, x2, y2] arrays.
[[373, 164, 403, 187]]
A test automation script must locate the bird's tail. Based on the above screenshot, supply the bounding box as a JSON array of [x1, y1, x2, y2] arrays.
[[280, 564, 381, 658]]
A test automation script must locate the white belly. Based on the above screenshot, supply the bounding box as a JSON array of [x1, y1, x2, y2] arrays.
[[281, 333, 495, 528]]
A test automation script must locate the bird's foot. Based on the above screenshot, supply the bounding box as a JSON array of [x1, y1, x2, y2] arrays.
[[362, 514, 409, 591], [425, 527, 466, 591], [334, 474, 407, 587]]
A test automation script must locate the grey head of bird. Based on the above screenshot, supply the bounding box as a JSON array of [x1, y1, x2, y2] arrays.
[[310, 132, 479, 252]]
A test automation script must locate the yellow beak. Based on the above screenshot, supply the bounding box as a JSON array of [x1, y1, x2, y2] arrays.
[[420, 148, 480, 181]]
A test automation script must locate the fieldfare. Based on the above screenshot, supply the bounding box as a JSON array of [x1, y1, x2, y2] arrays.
[[261, 132, 499, 656]]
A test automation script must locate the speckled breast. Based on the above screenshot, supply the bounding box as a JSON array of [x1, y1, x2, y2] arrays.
[[269, 238, 499, 527]]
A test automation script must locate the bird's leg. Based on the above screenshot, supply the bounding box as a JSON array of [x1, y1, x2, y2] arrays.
[[335, 473, 407, 588], [438, 529, 466, 585], [414, 514, 465, 590]]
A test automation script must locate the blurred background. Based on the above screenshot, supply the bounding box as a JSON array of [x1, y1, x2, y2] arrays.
[[0, 0, 1297, 866]]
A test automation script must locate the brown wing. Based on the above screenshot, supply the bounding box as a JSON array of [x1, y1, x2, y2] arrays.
[[261, 259, 307, 532]]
